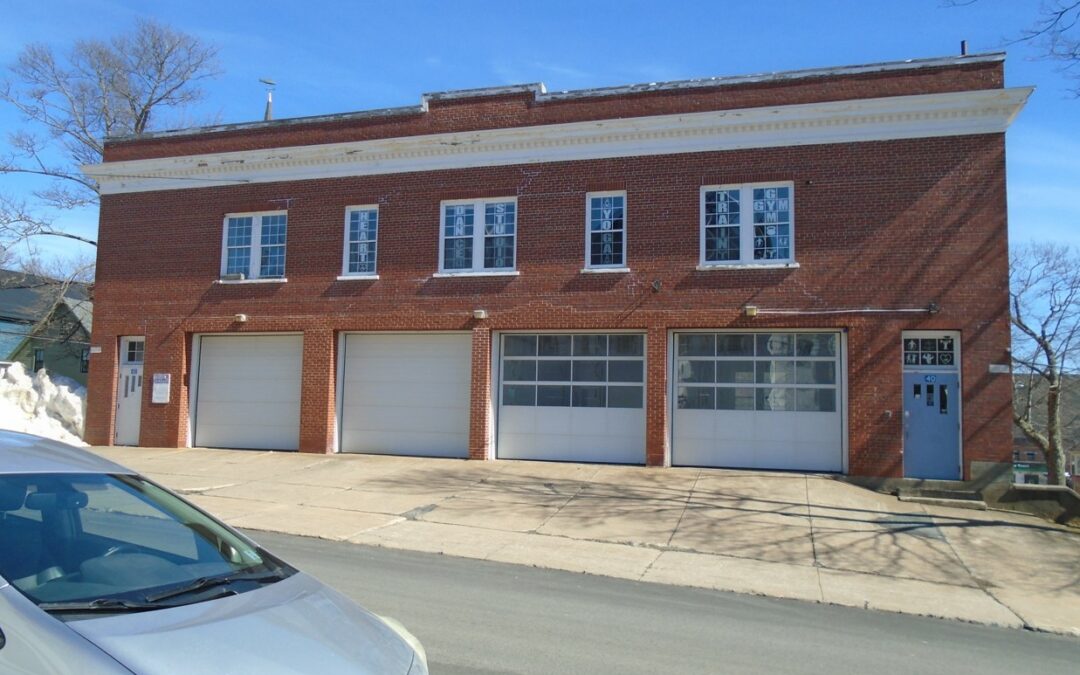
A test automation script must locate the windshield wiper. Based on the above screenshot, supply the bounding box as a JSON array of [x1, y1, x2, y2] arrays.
[[144, 568, 285, 603], [39, 598, 172, 614]]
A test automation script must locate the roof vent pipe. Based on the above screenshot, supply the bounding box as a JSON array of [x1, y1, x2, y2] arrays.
[[960, 40, 968, 56]]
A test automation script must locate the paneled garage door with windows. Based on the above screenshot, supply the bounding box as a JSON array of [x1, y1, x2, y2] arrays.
[[497, 333, 646, 464], [339, 333, 471, 458], [672, 331, 844, 471], [193, 334, 303, 451]]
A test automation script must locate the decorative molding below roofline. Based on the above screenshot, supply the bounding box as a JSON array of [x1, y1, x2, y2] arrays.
[[85, 87, 1031, 196]]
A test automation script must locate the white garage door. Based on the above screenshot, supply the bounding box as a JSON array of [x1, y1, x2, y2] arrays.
[[497, 333, 646, 464], [339, 333, 471, 457], [194, 335, 302, 451], [672, 332, 843, 472]]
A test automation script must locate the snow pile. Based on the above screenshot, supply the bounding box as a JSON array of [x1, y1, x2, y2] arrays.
[[0, 362, 86, 445]]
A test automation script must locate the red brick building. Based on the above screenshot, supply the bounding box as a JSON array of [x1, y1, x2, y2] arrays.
[[82, 53, 1029, 481]]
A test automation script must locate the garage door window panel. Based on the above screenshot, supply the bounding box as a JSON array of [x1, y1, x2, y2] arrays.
[[610, 334, 644, 357], [757, 361, 795, 384], [608, 386, 643, 408], [503, 360, 536, 381], [796, 388, 836, 412], [678, 386, 715, 410], [574, 335, 608, 356], [797, 334, 836, 357], [717, 334, 754, 356], [796, 361, 835, 385], [676, 332, 839, 413], [757, 388, 795, 411], [502, 385, 536, 406], [572, 385, 606, 407], [572, 360, 606, 382], [537, 385, 571, 407], [538, 335, 572, 356], [717, 361, 754, 383], [678, 360, 714, 384], [716, 387, 755, 411], [537, 360, 571, 381], [758, 333, 794, 357], [678, 334, 715, 357], [504, 334, 537, 356], [608, 360, 643, 383], [501, 333, 644, 410]]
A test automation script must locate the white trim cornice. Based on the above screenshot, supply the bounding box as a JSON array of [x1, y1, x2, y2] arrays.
[[84, 87, 1031, 195]]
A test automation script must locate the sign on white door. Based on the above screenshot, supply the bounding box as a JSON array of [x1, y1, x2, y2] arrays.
[[114, 337, 145, 445]]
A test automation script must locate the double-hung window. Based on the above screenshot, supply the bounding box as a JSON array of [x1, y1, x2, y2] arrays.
[[585, 191, 627, 270], [221, 211, 288, 280], [700, 182, 794, 266], [342, 206, 379, 277], [439, 198, 516, 274]]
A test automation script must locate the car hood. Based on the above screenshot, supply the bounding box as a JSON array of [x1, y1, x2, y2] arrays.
[[64, 572, 416, 675]]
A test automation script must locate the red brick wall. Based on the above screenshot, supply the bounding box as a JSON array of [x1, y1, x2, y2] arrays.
[[86, 129, 1013, 478], [102, 61, 1002, 162], [468, 327, 492, 460]]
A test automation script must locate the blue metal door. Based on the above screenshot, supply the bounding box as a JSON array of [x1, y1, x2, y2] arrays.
[[903, 372, 960, 479]]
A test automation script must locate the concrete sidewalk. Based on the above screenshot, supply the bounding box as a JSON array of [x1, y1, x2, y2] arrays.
[[91, 446, 1080, 636]]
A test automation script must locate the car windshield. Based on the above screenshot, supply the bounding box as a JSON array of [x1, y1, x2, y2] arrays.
[[0, 473, 293, 617]]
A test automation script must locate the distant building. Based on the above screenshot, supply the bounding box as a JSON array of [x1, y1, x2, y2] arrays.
[[0, 270, 93, 386], [1013, 374, 1079, 487]]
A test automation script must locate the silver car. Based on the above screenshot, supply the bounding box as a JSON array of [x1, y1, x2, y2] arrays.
[[0, 431, 428, 674]]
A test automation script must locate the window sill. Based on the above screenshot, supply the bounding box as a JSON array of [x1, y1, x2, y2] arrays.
[[336, 274, 380, 281], [580, 267, 631, 274], [215, 277, 288, 285], [696, 262, 800, 271], [432, 271, 520, 278]]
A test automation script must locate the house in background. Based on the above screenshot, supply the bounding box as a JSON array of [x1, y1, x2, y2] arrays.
[[82, 53, 1028, 484], [0, 270, 93, 386]]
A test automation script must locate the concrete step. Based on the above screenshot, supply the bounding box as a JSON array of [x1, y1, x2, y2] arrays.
[[896, 487, 984, 502], [897, 494, 988, 510]]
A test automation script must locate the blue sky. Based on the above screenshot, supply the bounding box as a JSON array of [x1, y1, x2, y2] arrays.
[[1, 0, 1077, 264]]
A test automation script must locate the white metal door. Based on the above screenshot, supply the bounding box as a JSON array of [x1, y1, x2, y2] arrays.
[[672, 331, 844, 471], [114, 337, 145, 445], [194, 335, 302, 451], [496, 333, 646, 464], [339, 333, 471, 457]]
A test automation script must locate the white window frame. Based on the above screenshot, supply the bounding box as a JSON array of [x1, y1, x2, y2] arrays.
[[219, 210, 288, 282], [340, 205, 380, 279], [698, 181, 795, 268], [583, 191, 629, 272], [437, 197, 518, 275]]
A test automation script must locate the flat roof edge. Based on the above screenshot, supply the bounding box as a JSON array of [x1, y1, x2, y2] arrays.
[[104, 52, 1006, 144]]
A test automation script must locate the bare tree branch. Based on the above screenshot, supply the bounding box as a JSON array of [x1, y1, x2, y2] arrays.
[[948, 1, 1080, 93], [0, 18, 219, 258]]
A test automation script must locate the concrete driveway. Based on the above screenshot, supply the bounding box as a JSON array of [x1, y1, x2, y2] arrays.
[[90, 446, 1080, 636]]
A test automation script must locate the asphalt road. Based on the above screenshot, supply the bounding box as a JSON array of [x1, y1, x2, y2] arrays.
[[248, 531, 1080, 675]]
